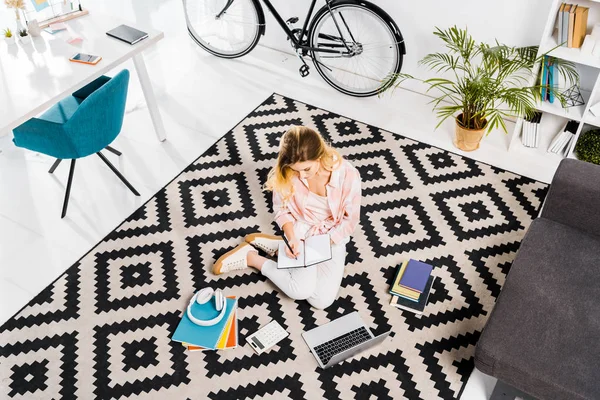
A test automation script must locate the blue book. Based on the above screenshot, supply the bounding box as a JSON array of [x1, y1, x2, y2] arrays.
[[399, 259, 433, 293], [172, 297, 237, 349], [548, 60, 556, 103]]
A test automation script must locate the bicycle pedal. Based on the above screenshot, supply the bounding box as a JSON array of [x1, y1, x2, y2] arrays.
[[299, 64, 310, 77], [286, 17, 299, 25]]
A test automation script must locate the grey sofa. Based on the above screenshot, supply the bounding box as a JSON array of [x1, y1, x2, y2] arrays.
[[474, 159, 600, 400]]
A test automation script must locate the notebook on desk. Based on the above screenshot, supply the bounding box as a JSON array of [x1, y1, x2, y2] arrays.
[[277, 234, 332, 269], [106, 24, 148, 45]]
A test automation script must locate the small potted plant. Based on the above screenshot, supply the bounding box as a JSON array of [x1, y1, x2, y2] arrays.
[[18, 28, 30, 45], [3, 28, 15, 45], [387, 26, 580, 151]]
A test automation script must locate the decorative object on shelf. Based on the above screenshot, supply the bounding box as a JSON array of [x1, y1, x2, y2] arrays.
[[3, 27, 16, 45], [561, 85, 585, 108], [386, 26, 580, 152], [575, 128, 600, 164], [26, 18, 40, 36], [17, 27, 30, 45], [4, 0, 26, 34]]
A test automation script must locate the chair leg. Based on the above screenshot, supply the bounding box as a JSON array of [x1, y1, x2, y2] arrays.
[[49, 159, 62, 174], [61, 160, 76, 218], [96, 152, 140, 196], [105, 146, 122, 156]]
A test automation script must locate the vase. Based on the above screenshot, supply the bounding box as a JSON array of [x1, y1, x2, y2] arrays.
[[15, 9, 24, 35], [4, 36, 16, 46], [27, 20, 41, 37], [454, 114, 487, 152]]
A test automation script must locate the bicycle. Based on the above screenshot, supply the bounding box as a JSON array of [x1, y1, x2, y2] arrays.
[[183, 0, 406, 97]]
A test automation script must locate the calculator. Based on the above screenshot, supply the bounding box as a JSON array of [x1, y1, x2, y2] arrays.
[[246, 320, 289, 354]]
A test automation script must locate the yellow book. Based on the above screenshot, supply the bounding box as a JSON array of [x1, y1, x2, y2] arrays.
[[216, 309, 235, 349], [390, 260, 420, 300]]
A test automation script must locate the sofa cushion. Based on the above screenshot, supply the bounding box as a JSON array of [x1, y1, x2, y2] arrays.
[[475, 218, 600, 400]]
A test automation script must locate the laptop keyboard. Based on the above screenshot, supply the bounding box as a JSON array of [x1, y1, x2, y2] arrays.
[[313, 326, 371, 366]]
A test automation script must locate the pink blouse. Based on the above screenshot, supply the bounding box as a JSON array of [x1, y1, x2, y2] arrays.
[[272, 159, 362, 245]]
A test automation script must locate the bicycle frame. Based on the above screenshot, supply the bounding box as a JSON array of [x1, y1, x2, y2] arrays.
[[218, 0, 355, 55]]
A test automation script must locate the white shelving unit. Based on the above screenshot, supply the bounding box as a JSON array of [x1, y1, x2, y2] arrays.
[[508, 0, 600, 166]]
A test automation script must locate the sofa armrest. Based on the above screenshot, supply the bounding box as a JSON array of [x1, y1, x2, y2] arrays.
[[541, 158, 600, 236]]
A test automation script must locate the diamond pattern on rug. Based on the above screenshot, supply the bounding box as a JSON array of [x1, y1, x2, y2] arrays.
[[0, 93, 548, 400]]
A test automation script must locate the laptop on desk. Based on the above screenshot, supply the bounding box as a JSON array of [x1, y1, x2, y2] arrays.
[[302, 311, 390, 369]]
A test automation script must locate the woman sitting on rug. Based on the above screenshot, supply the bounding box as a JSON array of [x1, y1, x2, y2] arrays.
[[213, 125, 362, 310]]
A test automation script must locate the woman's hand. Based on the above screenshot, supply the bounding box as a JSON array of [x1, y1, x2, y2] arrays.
[[285, 237, 301, 259]]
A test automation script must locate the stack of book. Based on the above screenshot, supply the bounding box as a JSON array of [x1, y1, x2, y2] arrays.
[[557, 3, 589, 48], [389, 259, 436, 315], [548, 120, 578, 155], [521, 112, 543, 148], [172, 295, 239, 352]]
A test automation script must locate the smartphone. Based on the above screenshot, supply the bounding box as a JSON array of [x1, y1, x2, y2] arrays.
[[69, 53, 102, 65]]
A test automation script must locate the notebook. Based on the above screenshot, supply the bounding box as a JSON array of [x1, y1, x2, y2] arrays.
[[389, 260, 421, 302], [186, 296, 238, 351], [277, 234, 332, 269], [106, 24, 148, 45], [187, 310, 238, 351], [172, 297, 237, 349], [390, 276, 436, 315], [399, 259, 433, 293]]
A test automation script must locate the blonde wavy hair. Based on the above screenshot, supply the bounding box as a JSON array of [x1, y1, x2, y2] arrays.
[[264, 126, 342, 200]]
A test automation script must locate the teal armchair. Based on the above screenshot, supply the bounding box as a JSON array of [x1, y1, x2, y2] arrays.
[[13, 69, 140, 218]]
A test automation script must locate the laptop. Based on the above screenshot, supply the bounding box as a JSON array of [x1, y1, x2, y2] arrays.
[[302, 311, 390, 369], [106, 24, 149, 45]]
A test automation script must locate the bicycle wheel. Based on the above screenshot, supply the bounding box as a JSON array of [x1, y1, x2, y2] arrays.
[[183, 0, 263, 58], [308, 0, 404, 97]]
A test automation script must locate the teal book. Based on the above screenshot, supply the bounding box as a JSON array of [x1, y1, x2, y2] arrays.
[[171, 297, 237, 349]]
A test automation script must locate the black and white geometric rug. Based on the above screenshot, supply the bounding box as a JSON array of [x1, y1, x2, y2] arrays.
[[0, 94, 548, 400]]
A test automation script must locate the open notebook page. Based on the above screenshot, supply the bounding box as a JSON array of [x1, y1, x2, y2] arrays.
[[305, 234, 332, 266], [277, 241, 306, 269]]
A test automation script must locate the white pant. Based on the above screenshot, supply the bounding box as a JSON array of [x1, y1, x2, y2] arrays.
[[261, 239, 348, 310]]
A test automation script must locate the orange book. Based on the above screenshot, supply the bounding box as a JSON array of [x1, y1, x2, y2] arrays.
[[568, 4, 577, 48], [573, 6, 589, 48]]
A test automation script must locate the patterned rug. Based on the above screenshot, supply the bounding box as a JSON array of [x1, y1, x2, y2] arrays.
[[0, 94, 548, 400]]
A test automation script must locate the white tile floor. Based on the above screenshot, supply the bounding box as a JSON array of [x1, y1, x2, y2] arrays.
[[0, 1, 557, 398]]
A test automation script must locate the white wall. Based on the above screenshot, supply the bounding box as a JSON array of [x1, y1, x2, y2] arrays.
[[257, 0, 551, 93]]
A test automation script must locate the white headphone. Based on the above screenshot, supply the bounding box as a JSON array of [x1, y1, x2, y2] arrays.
[[186, 288, 227, 326]]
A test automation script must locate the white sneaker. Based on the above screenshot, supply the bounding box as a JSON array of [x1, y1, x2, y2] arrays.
[[245, 233, 282, 257], [213, 243, 257, 275]]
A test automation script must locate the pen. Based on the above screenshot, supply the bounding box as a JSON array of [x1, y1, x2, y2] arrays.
[[281, 234, 297, 259]]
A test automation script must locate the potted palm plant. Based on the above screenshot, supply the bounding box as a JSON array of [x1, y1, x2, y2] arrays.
[[388, 26, 579, 151]]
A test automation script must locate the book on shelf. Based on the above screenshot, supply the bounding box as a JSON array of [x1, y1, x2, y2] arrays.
[[573, 6, 589, 48], [390, 276, 437, 315], [568, 4, 577, 48], [558, 3, 589, 48], [522, 112, 542, 148], [558, 3, 565, 46], [548, 120, 577, 155], [562, 4, 571, 46]]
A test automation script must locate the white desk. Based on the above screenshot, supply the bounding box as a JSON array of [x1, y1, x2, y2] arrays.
[[0, 12, 166, 141]]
